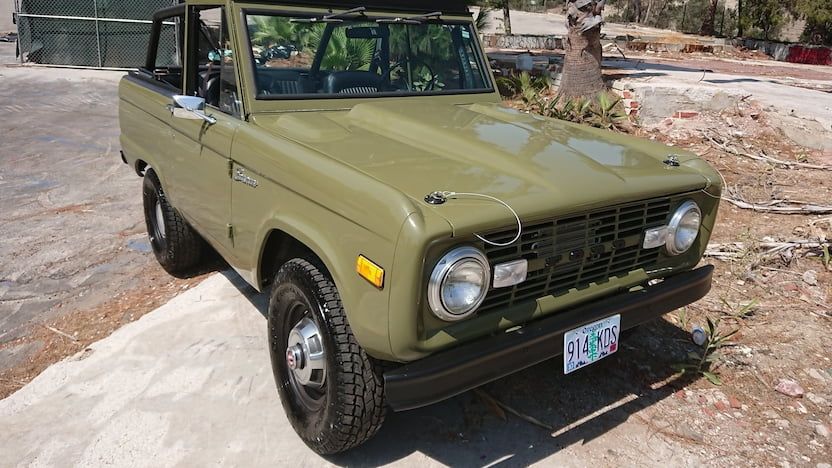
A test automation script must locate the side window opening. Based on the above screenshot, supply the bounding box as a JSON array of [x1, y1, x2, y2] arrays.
[[191, 7, 241, 118], [145, 14, 184, 91]]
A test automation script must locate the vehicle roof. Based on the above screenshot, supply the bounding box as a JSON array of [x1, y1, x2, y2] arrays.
[[237, 0, 470, 15]]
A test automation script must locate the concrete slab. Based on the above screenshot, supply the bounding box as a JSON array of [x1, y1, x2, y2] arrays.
[[1, 272, 705, 467], [607, 58, 832, 148]]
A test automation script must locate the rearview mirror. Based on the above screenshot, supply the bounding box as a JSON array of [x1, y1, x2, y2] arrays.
[[345, 26, 387, 39], [170, 95, 216, 124]]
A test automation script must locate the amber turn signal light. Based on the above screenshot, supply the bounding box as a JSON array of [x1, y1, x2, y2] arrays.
[[356, 255, 384, 289]]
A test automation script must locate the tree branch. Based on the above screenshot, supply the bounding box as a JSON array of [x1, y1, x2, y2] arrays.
[[706, 134, 832, 171]]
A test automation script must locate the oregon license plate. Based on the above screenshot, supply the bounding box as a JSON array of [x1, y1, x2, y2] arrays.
[[563, 315, 621, 374]]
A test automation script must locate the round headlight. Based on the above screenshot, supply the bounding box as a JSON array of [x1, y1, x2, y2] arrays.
[[428, 246, 490, 321], [666, 200, 702, 255]]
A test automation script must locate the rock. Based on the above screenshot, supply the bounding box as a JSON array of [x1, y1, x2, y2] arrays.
[[806, 392, 829, 407], [803, 270, 819, 286], [817, 463, 831, 468], [775, 379, 805, 398], [774, 419, 790, 430], [674, 424, 704, 443], [729, 395, 742, 409], [807, 368, 829, 383], [815, 423, 830, 438], [790, 401, 808, 414], [763, 410, 780, 419], [784, 283, 800, 292]]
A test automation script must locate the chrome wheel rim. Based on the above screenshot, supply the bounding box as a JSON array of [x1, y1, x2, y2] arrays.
[[154, 201, 166, 239], [286, 317, 327, 388], [283, 300, 327, 412]]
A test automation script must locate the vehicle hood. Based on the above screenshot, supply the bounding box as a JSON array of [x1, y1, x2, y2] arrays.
[[253, 101, 712, 234]]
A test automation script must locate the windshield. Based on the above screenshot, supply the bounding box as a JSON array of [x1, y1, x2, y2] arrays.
[[245, 13, 492, 99]]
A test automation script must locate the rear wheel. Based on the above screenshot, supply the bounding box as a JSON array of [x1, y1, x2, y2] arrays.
[[268, 258, 386, 454], [142, 169, 203, 275]]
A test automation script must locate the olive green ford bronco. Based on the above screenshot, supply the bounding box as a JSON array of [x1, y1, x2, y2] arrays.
[[119, 0, 721, 454]]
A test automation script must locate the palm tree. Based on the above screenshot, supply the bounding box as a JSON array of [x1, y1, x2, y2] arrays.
[[250, 16, 318, 52], [560, 0, 606, 99], [313, 25, 376, 71], [700, 0, 719, 36], [468, 1, 511, 34], [251, 16, 295, 48]]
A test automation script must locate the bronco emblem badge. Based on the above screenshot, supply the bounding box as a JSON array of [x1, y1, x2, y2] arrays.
[[234, 168, 258, 188]]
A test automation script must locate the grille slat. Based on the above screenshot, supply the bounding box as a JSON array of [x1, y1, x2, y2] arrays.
[[480, 196, 673, 313]]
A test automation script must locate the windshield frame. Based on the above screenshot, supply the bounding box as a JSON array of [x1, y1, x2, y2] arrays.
[[239, 6, 497, 104]]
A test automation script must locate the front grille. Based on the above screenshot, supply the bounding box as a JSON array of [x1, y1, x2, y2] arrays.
[[479, 196, 674, 313]]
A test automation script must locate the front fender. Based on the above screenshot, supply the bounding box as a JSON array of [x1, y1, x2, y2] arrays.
[[252, 212, 399, 361]]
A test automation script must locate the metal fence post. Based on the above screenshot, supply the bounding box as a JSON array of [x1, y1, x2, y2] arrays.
[[92, 0, 103, 67], [14, 0, 23, 64]]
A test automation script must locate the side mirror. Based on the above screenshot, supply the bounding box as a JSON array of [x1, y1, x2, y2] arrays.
[[170, 95, 217, 125]]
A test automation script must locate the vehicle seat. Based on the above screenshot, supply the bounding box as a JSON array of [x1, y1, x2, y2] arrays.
[[199, 69, 221, 107], [257, 69, 306, 95], [323, 71, 381, 95]]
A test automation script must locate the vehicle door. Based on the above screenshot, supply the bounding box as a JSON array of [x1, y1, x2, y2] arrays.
[[166, 4, 242, 252], [121, 7, 185, 200]]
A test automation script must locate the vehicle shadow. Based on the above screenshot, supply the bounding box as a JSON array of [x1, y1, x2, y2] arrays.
[[169, 246, 232, 280], [222, 268, 701, 466]]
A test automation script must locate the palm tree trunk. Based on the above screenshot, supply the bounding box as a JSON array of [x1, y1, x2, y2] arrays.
[[502, 4, 512, 35], [737, 0, 744, 37], [560, 25, 604, 99], [700, 0, 719, 36]]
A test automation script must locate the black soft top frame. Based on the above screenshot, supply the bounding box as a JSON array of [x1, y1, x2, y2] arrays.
[[237, 0, 471, 15]]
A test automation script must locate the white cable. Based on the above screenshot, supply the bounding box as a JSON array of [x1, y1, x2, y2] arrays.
[[437, 191, 523, 247], [698, 168, 728, 201]]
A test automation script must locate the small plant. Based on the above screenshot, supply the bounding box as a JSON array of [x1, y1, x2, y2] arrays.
[[499, 82, 631, 132], [822, 244, 831, 270], [672, 317, 739, 385], [674, 307, 690, 330], [496, 71, 549, 106], [539, 93, 628, 132], [590, 92, 628, 130], [720, 297, 759, 320]]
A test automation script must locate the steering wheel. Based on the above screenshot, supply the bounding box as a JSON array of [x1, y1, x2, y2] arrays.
[[388, 56, 438, 91]]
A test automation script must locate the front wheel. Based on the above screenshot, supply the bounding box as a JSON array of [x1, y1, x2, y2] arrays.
[[268, 258, 386, 454]]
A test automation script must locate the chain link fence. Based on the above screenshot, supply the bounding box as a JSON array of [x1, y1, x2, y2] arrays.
[[15, 0, 176, 68]]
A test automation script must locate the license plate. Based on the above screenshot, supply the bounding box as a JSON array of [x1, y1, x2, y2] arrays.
[[563, 315, 621, 374]]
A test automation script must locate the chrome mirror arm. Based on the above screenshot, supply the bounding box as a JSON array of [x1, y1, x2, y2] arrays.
[[169, 95, 217, 125], [190, 109, 217, 125]]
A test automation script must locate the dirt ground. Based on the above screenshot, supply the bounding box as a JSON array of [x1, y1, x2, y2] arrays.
[[619, 104, 832, 466], [1, 40, 831, 466], [491, 76, 832, 466]]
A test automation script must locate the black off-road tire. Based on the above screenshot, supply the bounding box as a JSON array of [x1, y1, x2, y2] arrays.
[[269, 258, 386, 454], [142, 169, 203, 275]]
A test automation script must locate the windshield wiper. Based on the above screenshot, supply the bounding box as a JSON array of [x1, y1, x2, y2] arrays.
[[291, 6, 366, 24], [377, 11, 442, 25]]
